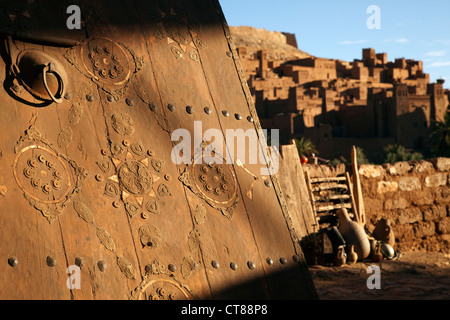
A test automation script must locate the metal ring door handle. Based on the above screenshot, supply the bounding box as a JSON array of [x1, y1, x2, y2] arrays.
[[42, 63, 64, 104], [13, 49, 68, 105]]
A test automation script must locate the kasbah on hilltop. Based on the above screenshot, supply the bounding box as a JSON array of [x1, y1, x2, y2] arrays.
[[231, 26, 450, 162]]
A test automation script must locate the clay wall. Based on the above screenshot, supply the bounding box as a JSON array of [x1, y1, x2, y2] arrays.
[[302, 158, 450, 254], [285, 58, 337, 82], [341, 86, 368, 102], [369, 67, 383, 83], [394, 58, 407, 69], [336, 104, 374, 137], [429, 83, 450, 122], [260, 113, 298, 142], [388, 68, 410, 82], [363, 48, 376, 58], [376, 53, 388, 65], [282, 32, 298, 49], [352, 66, 369, 81], [406, 78, 428, 95], [336, 60, 353, 78]]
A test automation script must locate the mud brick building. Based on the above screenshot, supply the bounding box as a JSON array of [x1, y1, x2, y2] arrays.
[[237, 45, 450, 160]]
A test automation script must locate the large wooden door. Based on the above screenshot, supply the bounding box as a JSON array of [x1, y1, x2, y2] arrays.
[[0, 0, 317, 300]]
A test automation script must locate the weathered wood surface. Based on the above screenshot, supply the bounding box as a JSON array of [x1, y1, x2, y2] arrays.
[[346, 172, 359, 224], [278, 143, 318, 239], [310, 177, 347, 183], [315, 203, 352, 213], [0, 0, 317, 300], [351, 146, 367, 227]]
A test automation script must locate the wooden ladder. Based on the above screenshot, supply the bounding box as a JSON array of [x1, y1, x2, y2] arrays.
[[305, 171, 358, 227]]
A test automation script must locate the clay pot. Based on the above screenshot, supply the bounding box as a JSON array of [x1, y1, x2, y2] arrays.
[[300, 155, 308, 164], [335, 247, 346, 266], [369, 238, 377, 254], [336, 209, 371, 260], [346, 244, 358, 264], [371, 241, 383, 263], [372, 218, 395, 248]]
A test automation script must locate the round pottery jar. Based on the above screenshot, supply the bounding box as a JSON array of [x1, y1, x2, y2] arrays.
[[336, 209, 370, 260], [346, 244, 358, 264]]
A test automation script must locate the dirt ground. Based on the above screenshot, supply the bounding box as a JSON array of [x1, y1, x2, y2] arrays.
[[309, 252, 450, 300]]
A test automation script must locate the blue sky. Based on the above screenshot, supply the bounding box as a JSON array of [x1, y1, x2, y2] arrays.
[[220, 0, 450, 89]]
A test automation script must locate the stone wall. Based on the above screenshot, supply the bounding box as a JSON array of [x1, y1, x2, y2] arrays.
[[303, 158, 450, 254]]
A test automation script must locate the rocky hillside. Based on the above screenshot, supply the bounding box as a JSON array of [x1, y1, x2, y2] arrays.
[[229, 26, 312, 61]]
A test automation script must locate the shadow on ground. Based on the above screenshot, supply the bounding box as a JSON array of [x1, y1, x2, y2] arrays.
[[309, 252, 450, 300]]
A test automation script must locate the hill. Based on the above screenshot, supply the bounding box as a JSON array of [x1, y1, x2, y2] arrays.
[[229, 26, 312, 61]]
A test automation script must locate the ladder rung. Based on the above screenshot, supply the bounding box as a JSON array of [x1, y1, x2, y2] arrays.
[[310, 176, 347, 183], [314, 194, 350, 202], [312, 184, 348, 192], [317, 211, 355, 217], [316, 203, 352, 213]]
